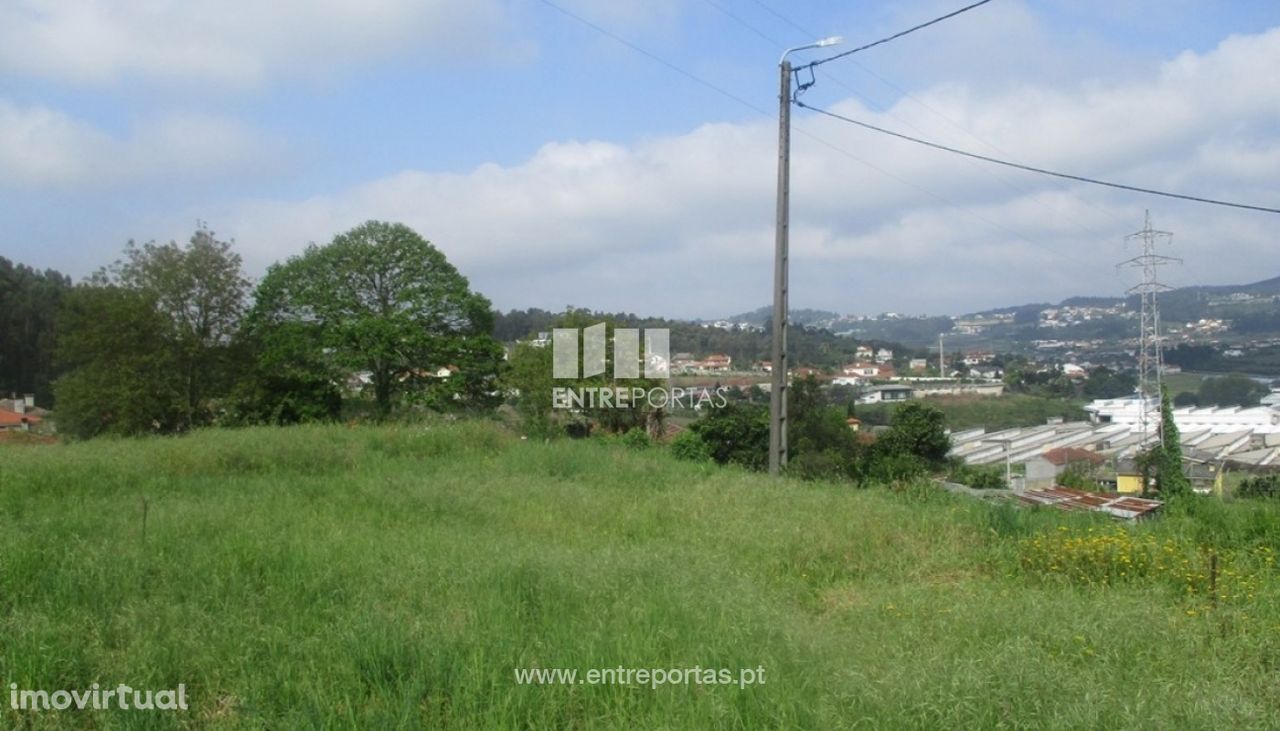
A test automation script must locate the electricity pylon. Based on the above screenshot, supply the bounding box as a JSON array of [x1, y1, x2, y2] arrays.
[[1118, 210, 1181, 446]]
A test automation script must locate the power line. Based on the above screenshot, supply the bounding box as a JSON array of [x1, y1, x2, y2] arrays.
[[539, 0, 1062, 254], [733, 0, 1130, 257], [802, 0, 996, 71], [795, 101, 1280, 215], [744, 0, 816, 39], [537, 0, 769, 117], [699, 0, 779, 48], [699, 0, 1106, 269]]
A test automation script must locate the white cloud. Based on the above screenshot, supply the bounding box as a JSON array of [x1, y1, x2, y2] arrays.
[[178, 26, 1280, 316], [0, 0, 520, 87], [0, 100, 282, 189]]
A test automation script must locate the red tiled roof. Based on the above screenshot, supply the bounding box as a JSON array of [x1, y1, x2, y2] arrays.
[[0, 408, 39, 427]]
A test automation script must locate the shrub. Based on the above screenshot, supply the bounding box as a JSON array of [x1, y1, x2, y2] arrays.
[[1057, 463, 1099, 491], [947, 462, 1007, 490], [619, 427, 651, 450], [689, 403, 769, 471], [668, 429, 711, 462], [564, 420, 591, 439], [788, 450, 845, 482], [876, 402, 950, 468], [863, 450, 927, 484], [1237, 474, 1280, 500]]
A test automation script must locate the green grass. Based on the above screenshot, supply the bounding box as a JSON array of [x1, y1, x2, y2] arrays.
[[1163, 372, 1207, 397], [3, 422, 1280, 729]]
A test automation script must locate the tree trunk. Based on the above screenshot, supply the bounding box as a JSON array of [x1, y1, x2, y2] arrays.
[[374, 373, 393, 419]]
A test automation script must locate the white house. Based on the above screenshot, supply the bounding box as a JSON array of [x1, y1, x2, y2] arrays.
[[842, 362, 880, 378], [856, 385, 915, 404]]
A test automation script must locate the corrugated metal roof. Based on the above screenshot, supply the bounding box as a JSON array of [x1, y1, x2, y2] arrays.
[[1040, 447, 1105, 466], [1015, 487, 1162, 520], [951, 419, 1280, 469]]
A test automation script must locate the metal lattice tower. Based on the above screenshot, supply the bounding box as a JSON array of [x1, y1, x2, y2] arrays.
[[1117, 210, 1181, 445]]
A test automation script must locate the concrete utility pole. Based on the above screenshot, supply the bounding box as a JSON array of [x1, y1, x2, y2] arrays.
[[938, 334, 945, 377], [1004, 441, 1013, 490], [769, 57, 792, 477], [771, 37, 840, 477]]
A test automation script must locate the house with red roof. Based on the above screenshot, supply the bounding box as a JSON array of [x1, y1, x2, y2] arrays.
[[1025, 447, 1105, 489], [0, 407, 41, 432]]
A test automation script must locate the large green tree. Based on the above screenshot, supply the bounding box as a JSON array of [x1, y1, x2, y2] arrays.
[[53, 287, 185, 438], [92, 227, 250, 427], [251, 221, 502, 417], [1197, 373, 1267, 408], [0, 258, 71, 405]]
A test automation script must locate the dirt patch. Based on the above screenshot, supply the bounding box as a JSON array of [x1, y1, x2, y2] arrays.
[[0, 431, 59, 446]]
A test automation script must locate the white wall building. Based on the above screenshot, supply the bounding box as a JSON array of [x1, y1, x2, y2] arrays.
[[1084, 396, 1280, 435]]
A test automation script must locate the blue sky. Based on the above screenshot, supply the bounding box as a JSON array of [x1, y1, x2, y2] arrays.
[[1, 0, 1277, 318]]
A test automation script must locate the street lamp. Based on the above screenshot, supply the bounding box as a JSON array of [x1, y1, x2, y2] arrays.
[[770, 36, 842, 477]]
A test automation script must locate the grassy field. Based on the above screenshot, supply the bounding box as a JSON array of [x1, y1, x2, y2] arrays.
[[1163, 372, 1207, 397], [3, 423, 1280, 729]]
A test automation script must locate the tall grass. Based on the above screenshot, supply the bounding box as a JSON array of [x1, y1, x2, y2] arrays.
[[2, 422, 1279, 728]]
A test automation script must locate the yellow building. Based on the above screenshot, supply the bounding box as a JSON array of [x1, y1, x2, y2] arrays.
[[1116, 465, 1145, 495], [1115, 457, 1224, 495]]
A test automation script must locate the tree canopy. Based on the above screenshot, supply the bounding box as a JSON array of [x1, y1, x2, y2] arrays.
[[54, 228, 250, 436], [1197, 374, 1268, 408], [93, 228, 250, 426], [0, 257, 71, 405], [250, 221, 503, 417]]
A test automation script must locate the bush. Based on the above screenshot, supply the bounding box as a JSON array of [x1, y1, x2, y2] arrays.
[[947, 462, 1007, 490], [619, 427, 651, 450], [788, 450, 845, 482], [863, 450, 927, 485], [689, 403, 769, 471], [1237, 474, 1280, 499], [564, 420, 591, 439], [668, 429, 711, 462], [877, 402, 950, 468]]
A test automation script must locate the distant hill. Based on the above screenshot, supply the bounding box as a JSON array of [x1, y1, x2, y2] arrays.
[[960, 274, 1280, 321], [724, 306, 842, 328], [720, 273, 1280, 347], [1191, 274, 1280, 297]]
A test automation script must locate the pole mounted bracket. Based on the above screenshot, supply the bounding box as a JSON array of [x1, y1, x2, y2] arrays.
[[792, 66, 817, 101]]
